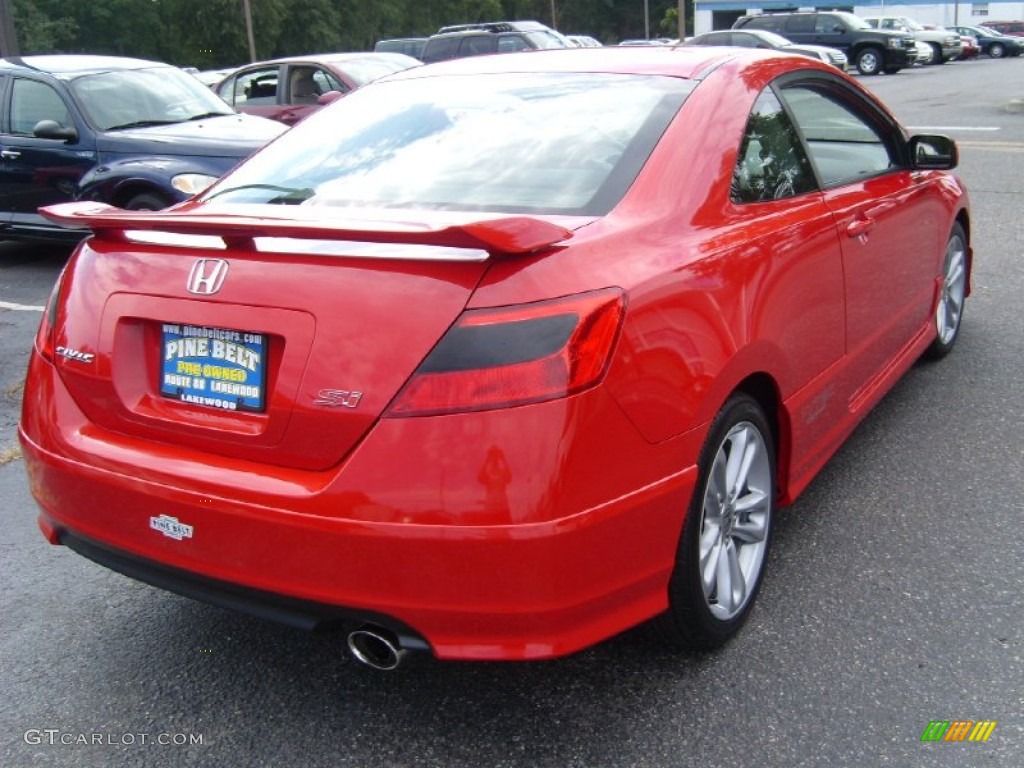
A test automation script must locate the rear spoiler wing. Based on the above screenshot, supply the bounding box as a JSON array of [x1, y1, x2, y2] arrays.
[[39, 202, 573, 256]]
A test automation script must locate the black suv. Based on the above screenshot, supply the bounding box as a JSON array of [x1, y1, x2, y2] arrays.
[[0, 55, 284, 242], [734, 11, 916, 75], [420, 21, 569, 64]]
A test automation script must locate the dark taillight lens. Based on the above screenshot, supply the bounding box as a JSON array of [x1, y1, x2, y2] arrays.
[[387, 288, 625, 417], [35, 270, 66, 363]]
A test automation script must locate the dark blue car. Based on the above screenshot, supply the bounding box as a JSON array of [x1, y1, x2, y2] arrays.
[[0, 55, 286, 242]]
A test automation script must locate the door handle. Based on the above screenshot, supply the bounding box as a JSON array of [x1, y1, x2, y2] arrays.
[[846, 201, 896, 239], [847, 215, 875, 238], [0, 149, 21, 159]]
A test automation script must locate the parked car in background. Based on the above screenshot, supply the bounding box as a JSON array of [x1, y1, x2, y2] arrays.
[[911, 39, 933, 65], [215, 53, 419, 125], [567, 34, 602, 47], [420, 21, 569, 63], [954, 33, 980, 59], [733, 11, 916, 75], [0, 55, 284, 242], [981, 20, 1024, 37], [949, 25, 1023, 58], [374, 38, 427, 59], [862, 16, 962, 63], [25, 47, 970, 668], [683, 29, 848, 70]]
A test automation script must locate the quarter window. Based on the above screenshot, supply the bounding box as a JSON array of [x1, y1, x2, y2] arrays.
[[732, 90, 817, 203]]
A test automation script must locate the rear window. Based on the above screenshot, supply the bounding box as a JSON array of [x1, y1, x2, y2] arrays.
[[202, 72, 693, 216]]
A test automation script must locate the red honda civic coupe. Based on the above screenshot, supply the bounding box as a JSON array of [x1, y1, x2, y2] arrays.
[[21, 47, 971, 669]]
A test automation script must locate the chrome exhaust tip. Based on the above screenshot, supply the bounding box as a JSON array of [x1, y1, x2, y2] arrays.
[[347, 627, 408, 671]]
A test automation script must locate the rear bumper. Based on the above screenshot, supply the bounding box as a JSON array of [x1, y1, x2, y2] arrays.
[[19, 354, 698, 660]]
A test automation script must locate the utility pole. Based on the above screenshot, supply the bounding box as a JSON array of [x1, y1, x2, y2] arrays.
[[0, 0, 19, 57], [242, 0, 257, 62]]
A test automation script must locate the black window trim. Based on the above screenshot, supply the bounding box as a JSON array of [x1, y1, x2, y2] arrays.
[[770, 70, 909, 191]]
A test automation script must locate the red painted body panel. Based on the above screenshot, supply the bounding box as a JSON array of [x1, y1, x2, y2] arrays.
[[19, 48, 971, 659]]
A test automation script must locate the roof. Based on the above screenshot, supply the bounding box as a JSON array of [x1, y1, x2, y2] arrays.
[[0, 54, 165, 76]]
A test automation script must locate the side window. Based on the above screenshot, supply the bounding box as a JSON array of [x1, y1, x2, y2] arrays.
[[744, 17, 777, 32], [787, 16, 816, 33], [733, 33, 759, 47], [10, 79, 71, 135], [461, 35, 497, 56], [815, 15, 844, 34], [288, 66, 322, 104], [424, 36, 459, 62], [779, 83, 897, 187], [497, 35, 531, 52], [732, 89, 818, 204], [228, 67, 280, 106], [312, 69, 345, 95]]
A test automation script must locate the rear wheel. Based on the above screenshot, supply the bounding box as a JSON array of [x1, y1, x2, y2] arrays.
[[924, 223, 968, 360], [657, 393, 775, 651], [856, 47, 883, 75]]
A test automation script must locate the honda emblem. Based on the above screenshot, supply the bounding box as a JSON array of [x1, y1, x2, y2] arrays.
[[187, 259, 229, 295]]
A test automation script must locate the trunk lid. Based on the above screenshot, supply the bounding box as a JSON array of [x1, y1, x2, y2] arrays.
[[43, 203, 576, 471]]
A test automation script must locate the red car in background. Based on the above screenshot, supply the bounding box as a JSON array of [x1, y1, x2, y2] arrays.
[[22, 47, 971, 669], [214, 52, 419, 125]]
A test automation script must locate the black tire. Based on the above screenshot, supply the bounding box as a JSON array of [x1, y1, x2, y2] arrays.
[[989, 42, 1006, 59], [883, 66, 902, 74], [930, 43, 945, 64], [924, 223, 968, 360], [123, 192, 170, 211], [855, 47, 883, 75], [656, 393, 775, 651]]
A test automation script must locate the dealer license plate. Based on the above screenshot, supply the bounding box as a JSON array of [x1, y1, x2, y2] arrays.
[[159, 323, 267, 412]]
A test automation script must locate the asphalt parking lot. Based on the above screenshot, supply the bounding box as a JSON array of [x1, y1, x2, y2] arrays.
[[1, 56, 1022, 768]]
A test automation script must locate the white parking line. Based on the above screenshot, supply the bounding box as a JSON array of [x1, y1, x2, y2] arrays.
[[0, 300, 45, 312], [907, 126, 1001, 132]]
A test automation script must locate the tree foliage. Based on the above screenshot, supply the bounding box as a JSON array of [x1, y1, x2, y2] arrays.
[[11, 0, 690, 69]]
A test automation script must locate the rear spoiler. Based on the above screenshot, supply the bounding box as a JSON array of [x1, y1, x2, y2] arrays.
[[39, 202, 573, 255]]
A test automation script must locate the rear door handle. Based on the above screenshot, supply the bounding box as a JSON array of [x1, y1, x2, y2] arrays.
[[0, 149, 21, 160]]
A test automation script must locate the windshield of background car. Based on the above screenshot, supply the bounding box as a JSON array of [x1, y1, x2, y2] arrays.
[[525, 31, 569, 49], [201, 72, 694, 216], [68, 66, 235, 131]]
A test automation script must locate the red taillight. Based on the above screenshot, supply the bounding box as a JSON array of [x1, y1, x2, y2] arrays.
[[35, 270, 66, 363], [387, 288, 625, 417]]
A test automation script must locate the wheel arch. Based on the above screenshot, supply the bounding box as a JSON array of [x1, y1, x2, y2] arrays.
[[731, 372, 792, 505], [954, 208, 973, 297]]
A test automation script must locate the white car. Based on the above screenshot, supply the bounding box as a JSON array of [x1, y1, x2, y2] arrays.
[[683, 29, 848, 71]]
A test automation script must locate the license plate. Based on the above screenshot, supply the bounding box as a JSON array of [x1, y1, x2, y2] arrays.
[[159, 323, 267, 412]]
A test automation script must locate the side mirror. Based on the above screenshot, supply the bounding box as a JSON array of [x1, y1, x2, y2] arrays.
[[33, 119, 78, 142], [909, 134, 958, 170], [317, 91, 344, 106]]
